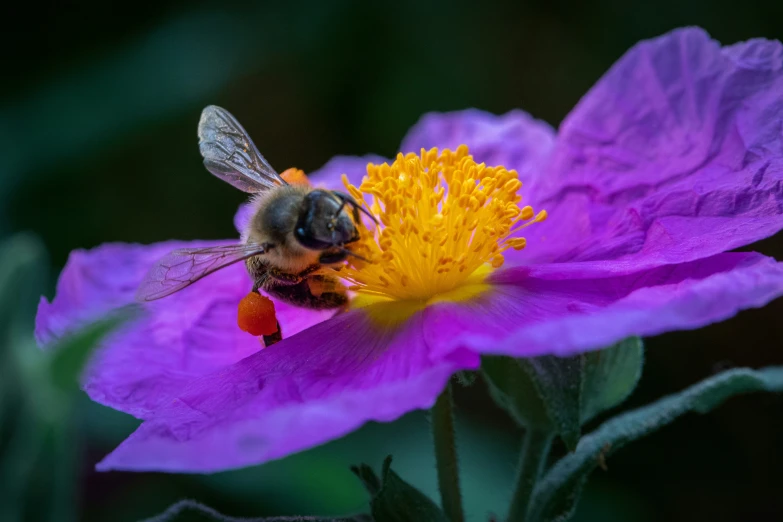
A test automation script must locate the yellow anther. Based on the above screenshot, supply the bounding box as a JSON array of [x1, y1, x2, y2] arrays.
[[504, 179, 522, 193], [506, 237, 527, 250], [338, 146, 547, 301]]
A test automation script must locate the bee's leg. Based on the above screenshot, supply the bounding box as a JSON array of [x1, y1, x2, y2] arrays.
[[264, 264, 322, 286], [264, 275, 348, 310], [262, 321, 283, 347], [297, 264, 322, 277], [265, 267, 305, 286]]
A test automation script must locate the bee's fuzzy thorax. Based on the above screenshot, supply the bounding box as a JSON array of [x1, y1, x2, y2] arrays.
[[242, 185, 321, 273]]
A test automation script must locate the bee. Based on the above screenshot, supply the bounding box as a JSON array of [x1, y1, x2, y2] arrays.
[[136, 105, 373, 310]]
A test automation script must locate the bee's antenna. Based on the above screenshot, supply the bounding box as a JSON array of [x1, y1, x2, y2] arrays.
[[333, 199, 348, 218], [354, 204, 379, 226], [332, 190, 379, 226], [340, 247, 372, 263]]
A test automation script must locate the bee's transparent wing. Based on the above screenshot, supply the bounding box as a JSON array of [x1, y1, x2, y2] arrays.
[[198, 105, 287, 193], [136, 243, 270, 302]]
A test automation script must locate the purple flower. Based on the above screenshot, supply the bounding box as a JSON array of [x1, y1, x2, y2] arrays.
[[36, 28, 783, 472]]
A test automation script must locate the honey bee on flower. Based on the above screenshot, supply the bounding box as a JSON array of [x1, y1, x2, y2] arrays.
[[136, 107, 376, 341], [36, 28, 783, 474]]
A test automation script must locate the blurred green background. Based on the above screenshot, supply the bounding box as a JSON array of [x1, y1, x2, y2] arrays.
[[2, 1, 783, 521]]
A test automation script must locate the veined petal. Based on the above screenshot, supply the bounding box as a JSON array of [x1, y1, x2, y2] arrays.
[[535, 28, 783, 267], [96, 309, 478, 472], [424, 252, 783, 359], [35, 241, 332, 418]]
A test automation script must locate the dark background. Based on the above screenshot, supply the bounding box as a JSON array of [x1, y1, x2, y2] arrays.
[[2, 1, 782, 521]]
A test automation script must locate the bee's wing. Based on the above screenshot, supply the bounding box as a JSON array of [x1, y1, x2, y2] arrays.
[[136, 243, 270, 302], [198, 105, 287, 193]]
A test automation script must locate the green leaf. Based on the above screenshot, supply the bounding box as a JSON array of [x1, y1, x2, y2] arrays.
[[48, 311, 133, 394], [580, 337, 644, 423], [528, 366, 783, 522], [142, 500, 372, 522], [355, 456, 448, 522]]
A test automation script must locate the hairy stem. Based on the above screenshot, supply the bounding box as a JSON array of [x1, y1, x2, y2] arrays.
[[507, 429, 553, 522], [431, 383, 465, 522]]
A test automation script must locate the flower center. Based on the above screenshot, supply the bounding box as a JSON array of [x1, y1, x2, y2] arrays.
[[340, 145, 546, 303]]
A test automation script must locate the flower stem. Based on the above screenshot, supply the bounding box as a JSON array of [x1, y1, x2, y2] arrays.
[[506, 429, 553, 522], [431, 383, 465, 522]]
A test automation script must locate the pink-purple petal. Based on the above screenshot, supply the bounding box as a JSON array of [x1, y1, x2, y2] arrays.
[[35, 241, 211, 347], [309, 154, 387, 191], [533, 27, 783, 267], [96, 309, 478, 472], [36, 241, 332, 418], [424, 252, 783, 360]]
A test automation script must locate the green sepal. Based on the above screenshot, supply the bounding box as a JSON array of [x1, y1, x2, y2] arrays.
[[142, 499, 372, 521], [525, 356, 582, 450], [350, 463, 382, 497], [482, 338, 644, 450], [352, 456, 448, 522], [580, 337, 644, 424], [481, 356, 552, 429], [454, 370, 477, 387], [528, 366, 783, 522]]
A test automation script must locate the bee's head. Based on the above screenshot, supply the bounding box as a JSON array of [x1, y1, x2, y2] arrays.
[[294, 189, 360, 251]]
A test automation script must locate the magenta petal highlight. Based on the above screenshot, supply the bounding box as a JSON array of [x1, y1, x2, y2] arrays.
[[96, 310, 478, 472], [424, 252, 783, 360]]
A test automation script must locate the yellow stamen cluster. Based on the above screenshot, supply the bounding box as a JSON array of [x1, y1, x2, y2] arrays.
[[340, 145, 547, 302]]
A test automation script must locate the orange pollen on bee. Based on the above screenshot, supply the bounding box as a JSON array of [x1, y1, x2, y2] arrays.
[[237, 292, 279, 337], [339, 145, 547, 302], [280, 167, 311, 186]]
